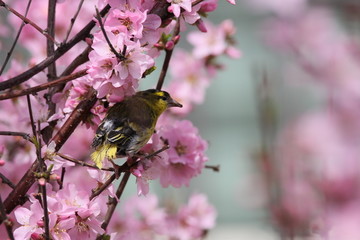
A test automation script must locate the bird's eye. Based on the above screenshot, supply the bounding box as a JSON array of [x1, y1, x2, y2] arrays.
[[159, 96, 167, 101]]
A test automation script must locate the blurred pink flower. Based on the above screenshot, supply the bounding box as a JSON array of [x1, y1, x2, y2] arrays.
[[245, 0, 307, 16], [168, 193, 216, 239], [188, 20, 226, 58]]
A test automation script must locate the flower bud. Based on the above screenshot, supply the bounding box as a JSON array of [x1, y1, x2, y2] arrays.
[[165, 40, 175, 50], [37, 220, 44, 227], [173, 35, 181, 44], [85, 37, 93, 46], [196, 19, 207, 33], [50, 174, 60, 181], [38, 178, 46, 186], [0, 159, 5, 166], [154, 43, 164, 49], [167, 6, 173, 13], [31, 233, 44, 240], [131, 168, 142, 178]]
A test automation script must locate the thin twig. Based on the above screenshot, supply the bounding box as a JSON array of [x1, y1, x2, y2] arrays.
[[0, 131, 31, 141], [2, 89, 97, 217], [42, 45, 91, 144], [0, 0, 32, 76], [156, 19, 180, 90], [63, 0, 84, 43], [89, 174, 117, 201], [205, 164, 220, 172], [47, 0, 57, 81], [59, 167, 66, 189], [95, 7, 126, 61], [26, 95, 50, 240], [52, 88, 97, 151], [0, 4, 111, 91], [0, 195, 14, 240], [0, 172, 16, 189], [56, 152, 114, 172], [0, 69, 88, 100], [192, 0, 205, 6], [45, 0, 58, 143], [60, 45, 92, 77], [146, 145, 169, 159], [0, 0, 58, 45], [2, 161, 39, 216], [101, 172, 131, 230]]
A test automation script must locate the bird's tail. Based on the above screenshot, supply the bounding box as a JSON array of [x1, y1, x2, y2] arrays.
[[91, 144, 117, 169]]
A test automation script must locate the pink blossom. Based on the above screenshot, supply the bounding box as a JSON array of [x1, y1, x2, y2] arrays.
[[14, 201, 44, 240], [199, 0, 218, 13], [87, 30, 154, 100], [49, 214, 75, 240], [187, 20, 227, 58], [157, 120, 208, 188], [105, 7, 147, 39], [132, 133, 169, 195], [140, 14, 162, 45], [168, 50, 210, 104], [167, 0, 192, 17], [179, 4, 201, 31], [168, 193, 216, 239], [120, 194, 167, 237]]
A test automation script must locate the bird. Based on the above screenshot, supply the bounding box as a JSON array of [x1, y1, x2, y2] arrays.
[[90, 89, 182, 168]]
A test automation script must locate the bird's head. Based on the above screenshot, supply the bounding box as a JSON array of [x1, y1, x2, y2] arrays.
[[139, 89, 182, 114]]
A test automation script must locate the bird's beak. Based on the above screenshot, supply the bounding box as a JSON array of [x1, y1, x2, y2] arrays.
[[168, 98, 183, 108]]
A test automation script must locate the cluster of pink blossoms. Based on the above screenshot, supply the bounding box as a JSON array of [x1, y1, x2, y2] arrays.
[[13, 182, 215, 240], [0, 0, 238, 238], [132, 119, 208, 195]]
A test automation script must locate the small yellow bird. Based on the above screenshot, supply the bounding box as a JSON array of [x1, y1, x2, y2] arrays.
[[91, 89, 182, 168]]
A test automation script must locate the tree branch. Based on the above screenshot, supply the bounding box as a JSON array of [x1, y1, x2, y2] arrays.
[[56, 152, 114, 172], [0, 0, 32, 76], [0, 131, 31, 141], [95, 7, 126, 61], [26, 95, 50, 240], [63, 0, 84, 43], [2, 88, 97, 215], [0, 4, 111, 91], [156, 20, 180, 90], [101, 172, 131, 230], [90, 174, 117, 201], [0, 195, 14, 240], [0, 69, 88, 100], [0, 0, 58, 45], [0, 172, 16, 189]]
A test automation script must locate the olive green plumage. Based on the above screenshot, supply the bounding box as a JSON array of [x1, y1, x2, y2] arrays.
[[91, 89, 182, 168]]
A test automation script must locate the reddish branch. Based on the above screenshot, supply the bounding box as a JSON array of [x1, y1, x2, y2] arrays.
[[0, 195, 14, 240], [56, 152, 114, 172], [0, 0, 57, 45], [101, 172, 131, 231], [63, 0, 85, 43], [156, 20, 180, 90], [0, 4, 111, 91], [0, 0, 32, 75], [0, 69, 88, 100], [2, 88, 97, 215]]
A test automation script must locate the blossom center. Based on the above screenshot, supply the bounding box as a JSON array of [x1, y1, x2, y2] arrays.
[[175, 141, 187, 156], [101, 61, 113, 71], [118, 17, 133, 30]]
